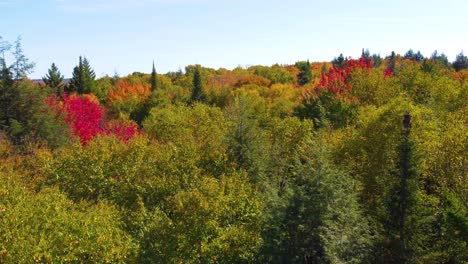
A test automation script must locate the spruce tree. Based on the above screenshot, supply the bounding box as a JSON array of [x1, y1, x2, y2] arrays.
[[452, 51, 468, 72], [190, 65, 206, 103], [43, 63, 64, 96], [295, 60, 312, 86], [69, 56, 96, 94], [150, 61, 157, 91], [384, 113, 428, 263]]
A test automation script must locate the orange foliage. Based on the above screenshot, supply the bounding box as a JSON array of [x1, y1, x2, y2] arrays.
[[454, 69, 468, 84], [207, 70, 242, 91], [107, 80, 150, 103], [234, 74, 271, 88]]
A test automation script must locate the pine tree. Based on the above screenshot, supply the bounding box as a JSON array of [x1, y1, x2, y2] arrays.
[[69, 56, 96, 94], [42, 63, 65, 96], [386, 51, 396, 73], [295, 60, 312, 86], [452, 51, 468, 72], [190, 65, 206, 103], [332, 53, 347, 69], [150, 61, 157, 91]]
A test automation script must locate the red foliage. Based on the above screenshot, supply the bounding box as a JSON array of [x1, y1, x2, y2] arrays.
[[104, 121, 139, 143], [47, 94, 139, 145], [317, 56, 372, 94], [62, 95, 104, 144], [384, 68, 393, 78]]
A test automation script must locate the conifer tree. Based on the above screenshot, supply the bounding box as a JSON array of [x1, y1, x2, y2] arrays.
[[150, 61, 157, 91], [295, 60, 312, 86], [452, 51, 468, 72], [69, 56, 96, 94], [43, 63, 65, 97], [11, 36, 35, 80], [190, 65, 206, 103], [384, 113, 428, 263]]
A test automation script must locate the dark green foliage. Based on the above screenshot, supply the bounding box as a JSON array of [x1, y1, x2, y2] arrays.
[[403, 49, 424, 62], [371, 54, 382, 67], [68, 56, 96, 94], [150, 61, 157, 91], [295, 60, 312, 86], [261, 142, 374, 263], [0, 80, 70, 148], [332, 53, 347, 69], [190, 65, 206, 103], [430, 50, 450, 68], [387, 51, 396, 72], [383, 114, 432, 263], [452, 51, 468, 71], [294, 90, 358, 129], [42, 63, 65, 97], [362, 48, 371, 61]]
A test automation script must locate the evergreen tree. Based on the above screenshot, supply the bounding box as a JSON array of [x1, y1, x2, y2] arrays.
[[362, 48, 371, 61], [332, 53, 347, 69], [430, 50, 450, 67], [262, 140, 374, 263], [371, 53, 382, 67], [452, 51, 468, 72], [0, 58, 13, 88], [150, 61, 157, 91], [42, 63, 65, 97], [295, 60, 312, 86], [69, 56, 96, 94], [11, 36, 35, 80], [384, 113, 428, 263], [386, 51, 396, 73], [190, 65, 206, 103]]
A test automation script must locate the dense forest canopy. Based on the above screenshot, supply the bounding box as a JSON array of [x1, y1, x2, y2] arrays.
[[0, 37, 467, 263]]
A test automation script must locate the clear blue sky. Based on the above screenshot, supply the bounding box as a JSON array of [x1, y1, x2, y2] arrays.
[[1, 0, 467, 78]]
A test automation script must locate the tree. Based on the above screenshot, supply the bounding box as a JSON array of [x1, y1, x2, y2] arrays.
[[295, 60, 312, 86], [430, 50, 450, 67], [452, 51, 468, 72], [404, 49, 424, 62], [68, 56, 96, 94], [151, 61, 158, 91], [383, 113, 432, 263], [190, 65, 206, 103], [11, 36, 35, 80], [261, 140, 374, 263], [332, 53, 347, 69], [43, 63, 65, 96]]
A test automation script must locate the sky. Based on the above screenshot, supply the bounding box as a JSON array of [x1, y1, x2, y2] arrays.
[[1, 0, 467, 79]]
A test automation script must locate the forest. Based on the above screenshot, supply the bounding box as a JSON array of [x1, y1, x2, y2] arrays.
[[0, 36, 467, 263]]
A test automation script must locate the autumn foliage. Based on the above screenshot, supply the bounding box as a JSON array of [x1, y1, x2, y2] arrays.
[[107, 80, 150, 103], [316, 56, 372, 94], [48, 94, 139, 144]]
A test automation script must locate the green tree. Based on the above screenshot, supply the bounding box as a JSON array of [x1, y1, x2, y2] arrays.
[[11, 36, 35, 80], [295, 60, 312, 86], [0, 171, 136, 263], [452, 51, 468, 71], [42, 63, 65, 97], [150, 61, 157, 91], [262, 140, 374, 263], [386, 51, 397, 73], [332, 53, 347, 69], [384, 113, 428, 263], [68, 56, 96, 94], [190, 65, 206, 103]]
